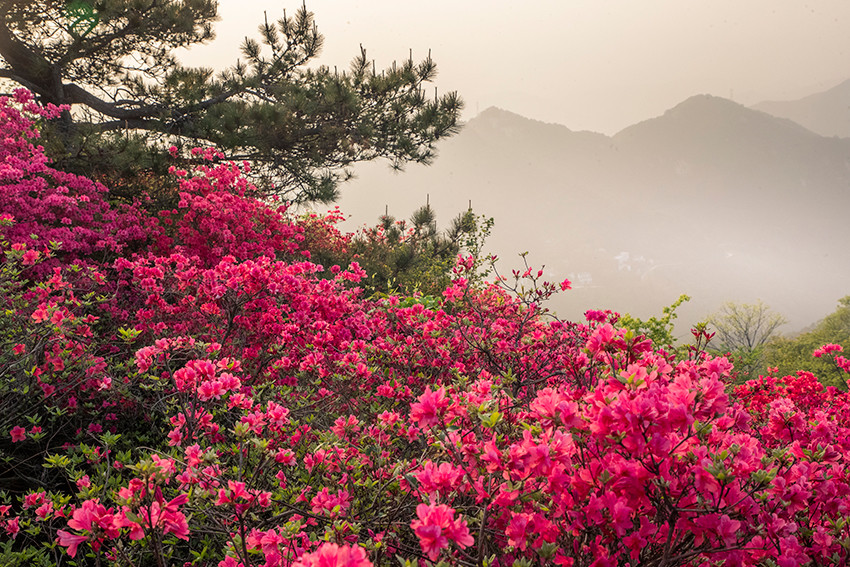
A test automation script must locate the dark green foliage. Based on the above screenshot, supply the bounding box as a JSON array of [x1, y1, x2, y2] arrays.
[[340, 205, 489, 297], [0, 1, 462, 202]]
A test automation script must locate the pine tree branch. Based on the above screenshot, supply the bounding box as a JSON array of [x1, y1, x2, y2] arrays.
[[61, 83, 159, 119], [0, 11, 55, 91], [61, 81, 245, 123], [0, 69, 52, 99], [57, 19, 143, 67]]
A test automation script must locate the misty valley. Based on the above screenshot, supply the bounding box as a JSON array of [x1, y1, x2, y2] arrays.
[[340, 79, 850, 334]]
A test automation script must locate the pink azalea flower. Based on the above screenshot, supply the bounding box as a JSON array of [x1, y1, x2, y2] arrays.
[[506, 512, 531, 550], [586, 323, 616, 355], [410, 503, 474, 560], [293, 542, 372, 567], [5, 517, 20, 538], [31, 305, 49, 323], [9, 426, 26, 442], [56, 530, 88, 557], [813, 343, 842, 358], [218, 556, 243, 567], [21, 248, 39, 265], [310, 487, 351, 517], [409, 386, 448, 428], [66, 498, 119, 539], [415, 461, 463, 496], [413, 523, 448, 561], [23, 491, 45, 508], [35, 501, 54, 520]]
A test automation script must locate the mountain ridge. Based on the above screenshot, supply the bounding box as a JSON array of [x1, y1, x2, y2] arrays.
[[752, 78, 850, 138], [339, 90, 850, 332]]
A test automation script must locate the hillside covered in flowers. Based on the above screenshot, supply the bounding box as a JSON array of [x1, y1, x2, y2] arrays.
[[2, 91, 850, 567]]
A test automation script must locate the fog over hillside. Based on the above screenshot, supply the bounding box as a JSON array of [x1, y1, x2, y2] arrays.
[[753, 78, 850, 139], [337, 88, 850, 334]]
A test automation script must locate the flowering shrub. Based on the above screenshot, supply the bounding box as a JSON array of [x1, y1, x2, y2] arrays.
[[154, 148, 309, 266], [3, 92, 850, 567], [0, 90, 154, 278]]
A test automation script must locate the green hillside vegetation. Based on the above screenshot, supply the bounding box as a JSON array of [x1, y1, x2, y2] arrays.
[[765, 296, 850, 389]]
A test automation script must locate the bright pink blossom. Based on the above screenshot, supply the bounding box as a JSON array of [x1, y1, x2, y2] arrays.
[[409, 386, 448, 427], [9, 426, 26, 442], [56, 530, 88, 557], [410, 503, 474, 560], [293, 542, 372, 567]]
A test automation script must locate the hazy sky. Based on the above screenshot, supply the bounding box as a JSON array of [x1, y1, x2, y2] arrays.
[[179, 1, 850, 134]]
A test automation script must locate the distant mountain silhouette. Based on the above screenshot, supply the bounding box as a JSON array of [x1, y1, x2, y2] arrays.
[[612, 94, 850, 215], [752, 79, 850, 138], [615, 95, 824, 172], [338, 96, 850, 332]]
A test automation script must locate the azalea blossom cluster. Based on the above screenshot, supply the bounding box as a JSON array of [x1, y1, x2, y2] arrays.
[[0, 90, 154, 278], [3, 91, 850, 567]]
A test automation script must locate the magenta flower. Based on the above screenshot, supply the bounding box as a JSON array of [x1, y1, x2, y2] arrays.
[[21, 248, 39, 265], [310, 487, 351, 517], [410, 503, 474, 560], [813, 343, 843, 357], [415, 461, 463, 497], [66, 499, 119, 538], [5, 517, 20, 538], [293, 542, 372, 567], [56, 530, 88, 557], [9, 426, 26, 442], [409, 386, 448, 427]]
